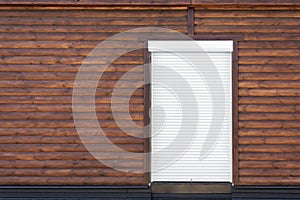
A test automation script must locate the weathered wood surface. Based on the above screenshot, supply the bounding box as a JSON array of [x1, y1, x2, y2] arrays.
[[195, 6, 300, 185], [0, 0, 190, 5], [0, 7, 187, 185], [0, 0, 299, 5], [0, 3, 299, 186]]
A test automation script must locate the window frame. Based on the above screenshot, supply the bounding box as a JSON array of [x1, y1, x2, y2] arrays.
[[144, 38, 240, 185]]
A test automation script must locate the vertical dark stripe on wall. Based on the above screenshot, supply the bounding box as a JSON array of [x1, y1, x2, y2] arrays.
[[188, 7, 194, 35], [144, 42, 151, 185], [232, 41, 239, 185]]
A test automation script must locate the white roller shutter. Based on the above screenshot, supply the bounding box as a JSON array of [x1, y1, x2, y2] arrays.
[[149, 41, 233, 182]]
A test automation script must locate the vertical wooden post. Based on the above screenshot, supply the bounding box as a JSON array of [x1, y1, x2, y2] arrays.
[[144, 41, 151, 185], [232, 40, 239, 185], [188, 7, 194, 35]]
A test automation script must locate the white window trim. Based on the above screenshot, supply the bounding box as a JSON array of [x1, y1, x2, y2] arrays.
[[148, 40, 233, 53]]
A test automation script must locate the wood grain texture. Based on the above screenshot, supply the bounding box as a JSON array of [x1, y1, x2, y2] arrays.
[[0, 0, 299, 6], [0, 176, 144, 185], [0, 96, 144, 104], [0, 0, 191, 6], [0, 144, 144, 152], [239, 152, 300, 161], [0, 136, 144, 144], [239, 177, 300, 185], [0, 152, 144, 161], [240, 169, 300, 177], [192, 0, 300, 5], [239, 129, 300, 137], [195, 6, 300, 185], [0, 160, 143, 168], [0, 168, 144, 177], [195, 5, 300, 11], [239, 97, 300, 104], [0, 7, 187, 186], [1, 3, 299, 187], [0, 128, 143, 137], [239, 137, 300, 145]]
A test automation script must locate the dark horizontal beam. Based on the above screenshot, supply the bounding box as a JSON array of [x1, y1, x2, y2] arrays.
[[0, 0, 299, 6], [0, 0, 191, 6], [192, 0, 300, 5]]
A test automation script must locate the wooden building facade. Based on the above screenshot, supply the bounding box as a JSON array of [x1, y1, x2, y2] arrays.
[[0, 0, 300, 198]]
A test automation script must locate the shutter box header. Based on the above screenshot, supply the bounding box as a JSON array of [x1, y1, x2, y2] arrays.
[[148, 40, 233, 53]]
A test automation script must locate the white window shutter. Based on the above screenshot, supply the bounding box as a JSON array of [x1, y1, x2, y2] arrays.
[[149, 41, 233, 182]]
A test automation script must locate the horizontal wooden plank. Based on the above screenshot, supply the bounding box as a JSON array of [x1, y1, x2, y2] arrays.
[[238, 71, 300, 82], [0, 80, 144, 88], [239, 161, 300, 169], [239, 144, 300, 153], [0, 168, 143, 177], [0, 136, 144, 144], [239, 120, 300, 128], [195, 18, 300, 26], [239, 136, 300, 145], [0, 88, 144, 96], [239, 152, 300, 161], [0, 64, 144, 73], [239, 57, 300, 65], [0, 32, 112, 41], [0, 9, 187, 17], [240, 169, 300, 177], [0, 128, 143, 137], [0, 6, 187, 10], [0, 120, 144, 128], [0, 4, 188, 11], [0, 72, 143, 80], [239, 113, 300, 120], [239, 105, 300, 112], [195, 25, 300, 33], [239, 41, 300, 49], [0, 96, 144, 104], [0, 41, 96, 48], [0, 48, 143, 57], [0, 144, 144, 152], [195, 10, 300, 18], [0, 104, 144, 112], [0, 56, 143, 65], [239, 81, 300, 88], [0, 0, 299, 6], [0, 17, 186, 26], [0, 25, 186, 33], [0, 112, 143, 120], [239, 177, 300, 185], [239, 128, 300, 137], [239, 89, 300, 96], [0, 32, 185, 41], [0, 152, 143, 160], [0, 41, 148, 49], [193, 0, 300, 5], [195, 5, 300, 11], [0, 160, 143, 168], [239, 65, 300, 73], [0, 176, 144, 185], [243, 33, 300, 41], [239, 97, 300, 104], [239, 49, 300, 57]]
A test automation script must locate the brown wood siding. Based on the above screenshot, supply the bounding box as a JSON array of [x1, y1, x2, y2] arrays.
[[1, 3, 300, 187], [0, 6, 187, 185], [195, 5, 300, 185], [0, 0, 299, 6]]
